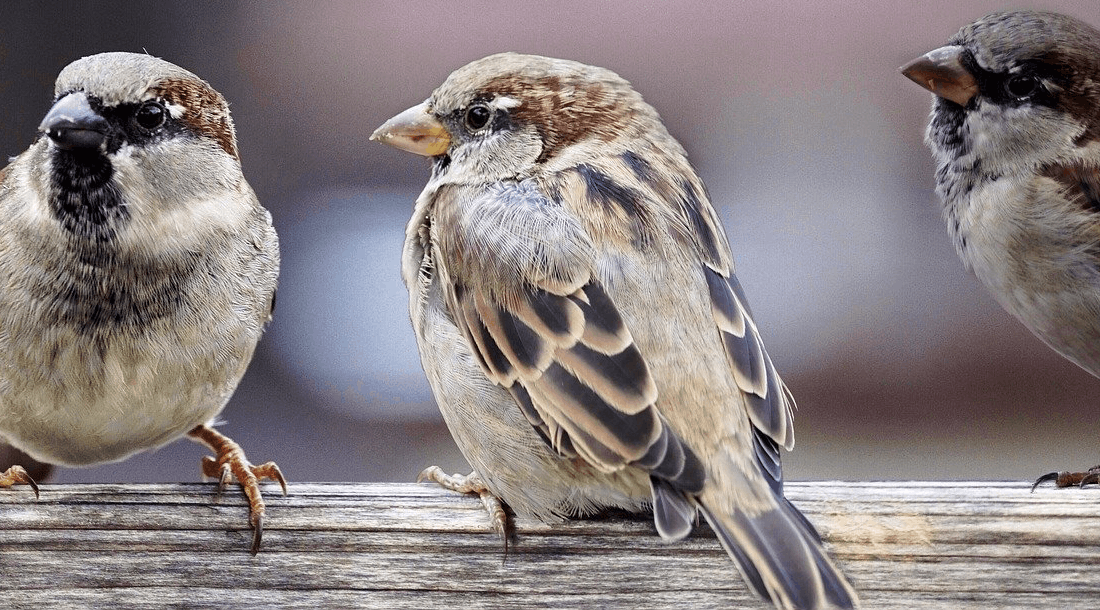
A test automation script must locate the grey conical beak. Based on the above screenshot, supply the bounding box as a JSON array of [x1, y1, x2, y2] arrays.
[[39, 92, 109, 151]]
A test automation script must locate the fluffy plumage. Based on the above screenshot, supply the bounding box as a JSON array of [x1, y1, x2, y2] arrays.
[[903, 12, 1100, 486], [374, 52, 857, 610], [0, 52, 283, 553]]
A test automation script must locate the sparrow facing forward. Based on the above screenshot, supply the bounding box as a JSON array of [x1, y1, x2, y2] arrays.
[[373, 53, 858, 610], [902, 11, 1100, 488], [0, 52, 284, 552]]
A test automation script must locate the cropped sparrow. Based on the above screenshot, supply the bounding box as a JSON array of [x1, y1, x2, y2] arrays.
[[373, 53, 858, 609], [0, 52, 284, 553], [903, 11, 1100, 490]]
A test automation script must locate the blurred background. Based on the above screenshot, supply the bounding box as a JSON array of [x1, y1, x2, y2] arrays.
[[0, 0, 1096, 485]]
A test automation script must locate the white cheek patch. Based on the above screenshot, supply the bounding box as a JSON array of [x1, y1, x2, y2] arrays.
[[145, 190, 250, 239], [108, 144, 254, 253], [122, 188, 254, 256], [967, 100, 1084, 173]]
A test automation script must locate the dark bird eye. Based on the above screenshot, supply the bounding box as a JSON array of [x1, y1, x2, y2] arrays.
[[465, 104, 491, 131], [135, 101, 167, 130], [1005, 74, 1039, 99]]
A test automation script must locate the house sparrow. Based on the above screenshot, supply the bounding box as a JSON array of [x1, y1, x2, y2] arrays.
[[0, 52, 284, 553], [372, 53, 858, 610], [902, 11, 1100, 490]]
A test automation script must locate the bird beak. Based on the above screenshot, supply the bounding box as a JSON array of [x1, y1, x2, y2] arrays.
[[370, 101, 451, 157], [900, 45, 978, 107], [39, 91, 110, 151]]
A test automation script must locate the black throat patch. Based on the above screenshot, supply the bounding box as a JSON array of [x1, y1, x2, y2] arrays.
[[49, 148, 129, 242]]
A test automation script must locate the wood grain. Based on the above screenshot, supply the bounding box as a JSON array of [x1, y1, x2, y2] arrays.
[[1, 481, 1098, 609]]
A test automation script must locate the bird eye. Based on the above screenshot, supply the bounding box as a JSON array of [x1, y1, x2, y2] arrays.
[[135, 101, 167, 130], [1005, 74, 1039, 99], [464, 104, 491, 131]]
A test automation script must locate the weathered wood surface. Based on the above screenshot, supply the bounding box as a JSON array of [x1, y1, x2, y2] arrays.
[[1, 481, 1098, 609]]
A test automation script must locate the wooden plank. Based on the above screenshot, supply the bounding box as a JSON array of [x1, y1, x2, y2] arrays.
[[1, 481, 1098, 609]]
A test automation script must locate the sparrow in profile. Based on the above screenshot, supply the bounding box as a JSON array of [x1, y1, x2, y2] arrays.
[[0, 52, 284, 553], [372, 53, 858, 609], [902, 11, 1100, 490]]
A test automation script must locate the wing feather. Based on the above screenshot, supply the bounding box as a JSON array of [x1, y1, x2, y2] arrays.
[[472, 290, 553, 377], [453, 283, 516, 385], [450, 273, 702, 493], [705, 266, 795, 451]]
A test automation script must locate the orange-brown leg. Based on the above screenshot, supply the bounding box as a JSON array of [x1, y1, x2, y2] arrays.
[[0, 465, 38, 499], [188, 425, 287, 554], [1033, 465, 1100, 491]]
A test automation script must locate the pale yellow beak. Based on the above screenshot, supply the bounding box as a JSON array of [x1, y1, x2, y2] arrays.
[[370, 101, 451, 157], [900, 45, 979, 107]]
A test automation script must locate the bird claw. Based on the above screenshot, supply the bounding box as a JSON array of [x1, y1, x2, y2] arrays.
[[1082, 470, 1100, 488], [0, 465, 39, 499], [1031, 465, 1100, 491], [190, 425, 287, 554], [418, 466, 512, 550]]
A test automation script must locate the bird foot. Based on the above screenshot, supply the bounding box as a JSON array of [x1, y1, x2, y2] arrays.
[[0, 465, 39, 499], [418, 466, 511, 547], [188, 425, 287, 554], [1032, 465, 1100, 491]]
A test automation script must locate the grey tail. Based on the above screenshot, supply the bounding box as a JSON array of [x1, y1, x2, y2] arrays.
[[698, 494, 858, 610]]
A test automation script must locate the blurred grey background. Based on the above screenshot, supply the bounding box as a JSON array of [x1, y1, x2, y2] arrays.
[[0, 0, 1096, 485]]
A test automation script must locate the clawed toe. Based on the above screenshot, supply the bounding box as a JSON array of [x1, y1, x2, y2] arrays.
[[189, 425, 287, 554], [418, 465, 512, 548], [1032, 465, 1100, 491], [0, 465, 39, 499], [1032, 471, 1063, 491]]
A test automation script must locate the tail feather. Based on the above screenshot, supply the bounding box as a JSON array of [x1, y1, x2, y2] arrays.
[[698, 495, 858, 610], [781, 496, 823, 544], [650, 476, 695, 540], [710, 517, 770, 600]]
